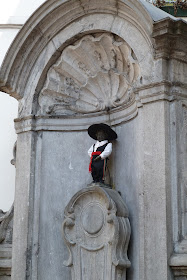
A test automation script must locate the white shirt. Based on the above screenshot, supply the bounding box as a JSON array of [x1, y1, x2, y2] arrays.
[[88, 140, 112, 159]]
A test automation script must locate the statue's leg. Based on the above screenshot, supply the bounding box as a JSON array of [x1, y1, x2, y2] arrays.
[[97, 160, 105, 183]]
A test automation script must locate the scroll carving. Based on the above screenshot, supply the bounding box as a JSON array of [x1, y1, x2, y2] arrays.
[[39, 33, 140, 115], [0, 143, 15, 245], [0, 204, 14, 244], [62, 185, 131, 280], [10, 141, 17, 167]]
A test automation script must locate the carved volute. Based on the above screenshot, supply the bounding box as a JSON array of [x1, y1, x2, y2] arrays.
[[0, 204, 14, 244], [62, 185, 131, 280]]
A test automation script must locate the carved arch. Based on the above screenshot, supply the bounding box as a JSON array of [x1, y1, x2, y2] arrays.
[[0, 0, 155, 108], [0, 0, 170, 129]]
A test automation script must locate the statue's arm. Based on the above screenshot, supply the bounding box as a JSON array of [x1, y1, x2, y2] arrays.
[[100, 143, 112, 159], [88, 144, 94, 157]]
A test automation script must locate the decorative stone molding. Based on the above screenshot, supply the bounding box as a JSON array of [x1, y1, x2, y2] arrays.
[[14, 101, 138, 133], [172, 100, 187, 252], [180, 101, 187, 240], [0, 205, 14, 245], [13, 82, 187, 134], [170, 254, 187, 279], [38, 33, 140, 116], [62, 185, 131, 280], [10, 142, 17, 167], [153, 18, 187, 62], [0, 245, 12, 279], [0, 24, 22, 30], [169, 100, 187, 278]]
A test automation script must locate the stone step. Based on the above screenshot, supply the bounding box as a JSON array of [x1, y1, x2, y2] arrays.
[[0, 246, 12, 260], [0, 259, 11, 269], [0, 246, 12, 274]]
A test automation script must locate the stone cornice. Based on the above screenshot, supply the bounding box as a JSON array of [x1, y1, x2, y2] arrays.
[[14, 100, 138, 133], [170, 254, 187, 277], [14, 81, 187, 133], [153, 18, 187, 37], [0, 24, 23, 29], [0, 245, 12, 276], [135, 81, 187, 106], [153, 18, 187, 62]]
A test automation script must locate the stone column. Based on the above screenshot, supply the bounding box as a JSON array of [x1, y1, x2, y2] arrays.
[[11, 131, 37, 280]]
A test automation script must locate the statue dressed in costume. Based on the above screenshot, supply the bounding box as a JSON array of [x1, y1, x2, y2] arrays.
[[88, 123, 117, 184]]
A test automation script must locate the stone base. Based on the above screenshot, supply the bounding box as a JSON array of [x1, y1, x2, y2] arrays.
[[0, 245, 12, 280], [170, 254, 187, 279], [87, 182, 112, 189]]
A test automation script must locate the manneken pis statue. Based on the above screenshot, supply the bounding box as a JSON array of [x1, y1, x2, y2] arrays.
[[88, 123, 117, 184]]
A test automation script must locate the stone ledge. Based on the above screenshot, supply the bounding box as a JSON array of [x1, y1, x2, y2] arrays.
[[13, 82, 187, 134], [0, 260, 11, 269], [14, 100, 138, 133], [0, 249, 11, 260], [0, 246, 12, 277], [0, 24, 23, 30], [170, 254, 187, 277], [153, 18, 187, 62]]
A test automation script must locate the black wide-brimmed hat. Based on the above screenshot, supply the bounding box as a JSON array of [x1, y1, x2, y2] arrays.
[[88, 123, 117, 140]]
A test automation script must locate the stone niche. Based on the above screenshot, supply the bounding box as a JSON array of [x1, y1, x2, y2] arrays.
[[38, 33, 140, 116], [0, 0, 187, 280], [62, 185, 131, 280]]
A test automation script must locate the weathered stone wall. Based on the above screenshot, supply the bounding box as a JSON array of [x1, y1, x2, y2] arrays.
[[0, 0, 186, 279]]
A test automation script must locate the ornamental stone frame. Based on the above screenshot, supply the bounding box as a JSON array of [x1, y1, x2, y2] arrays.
[[62, 186, 131, 280], [0, 0, 187, 280]]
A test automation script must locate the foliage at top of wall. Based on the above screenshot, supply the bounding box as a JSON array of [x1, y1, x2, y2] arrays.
[[152, 0, 187, 16]]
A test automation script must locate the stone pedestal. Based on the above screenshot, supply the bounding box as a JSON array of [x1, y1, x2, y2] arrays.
[[62, 185, 131, 280]]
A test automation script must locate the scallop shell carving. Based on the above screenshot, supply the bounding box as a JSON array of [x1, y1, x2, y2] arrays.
[[39, 33, 140, 115]]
